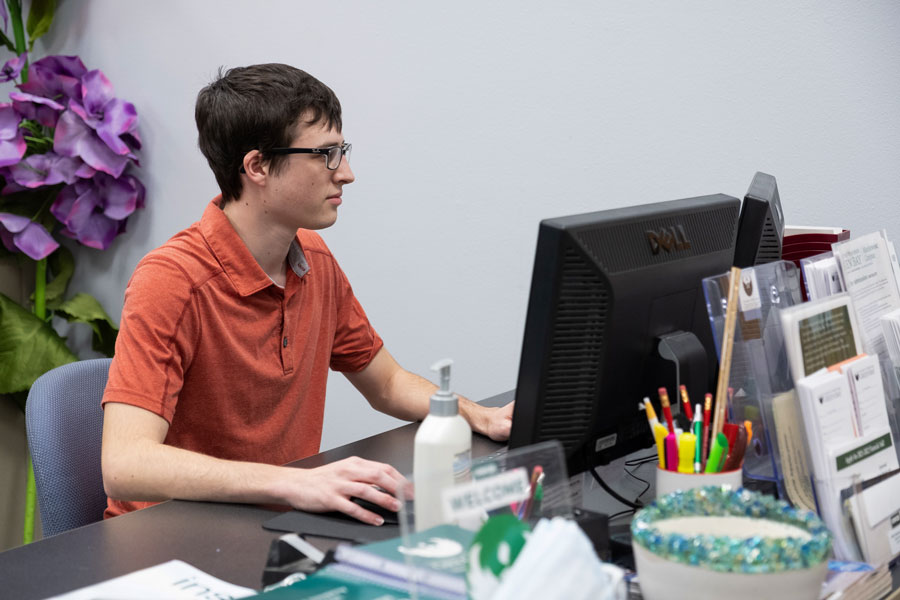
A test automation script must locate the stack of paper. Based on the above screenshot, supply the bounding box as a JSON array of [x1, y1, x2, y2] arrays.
[[880, 308, 900, 369], [801, 252, 844, 301], [796, 354, 899, 561], [820, 560, 891, 600]]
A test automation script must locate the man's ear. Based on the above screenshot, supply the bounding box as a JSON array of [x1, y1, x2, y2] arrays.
[[240, 150, 268, 186]]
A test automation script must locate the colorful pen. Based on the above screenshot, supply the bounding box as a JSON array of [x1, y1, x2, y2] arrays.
[[519, 465, 543, 520], [722, 422, 739, 455], [692, 403, 702, 473], [701, 393, 712, 471], [679, 385, 693, 422], [677, 432, 696, 474], [705, 433, 728, 474], [723, 424, 748, 472], [654, 423, 669, 470], [665, 433, 678, 472], [658, 387, 675, 435], [744, 420, 753, 450]]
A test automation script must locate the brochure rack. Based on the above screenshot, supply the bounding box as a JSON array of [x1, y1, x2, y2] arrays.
[[701, 260, 804, 501]]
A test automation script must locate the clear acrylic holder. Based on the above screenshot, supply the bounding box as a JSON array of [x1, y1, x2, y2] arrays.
[[394, 440, 573, 599], [702, 260, 804, 500]]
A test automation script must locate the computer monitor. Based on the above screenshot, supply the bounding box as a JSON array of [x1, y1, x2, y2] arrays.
[[733, 172, 785, 268], [509, 194, 741, 475]]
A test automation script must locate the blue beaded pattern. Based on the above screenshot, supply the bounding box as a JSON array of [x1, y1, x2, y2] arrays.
[[630, 486, 831, 573]]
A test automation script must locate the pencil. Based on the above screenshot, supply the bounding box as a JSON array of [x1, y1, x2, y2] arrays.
[[701, 393, 712, 471], [679, 385, 693, 421], [641, 397, 660, 430], [658, 387, 675, 434]]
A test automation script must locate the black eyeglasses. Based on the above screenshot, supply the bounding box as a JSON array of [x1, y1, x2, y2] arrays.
[[239, 142, 352, 173], [268, 142, 352, 170]]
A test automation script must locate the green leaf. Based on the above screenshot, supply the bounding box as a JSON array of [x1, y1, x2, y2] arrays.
[[0, 29, 16, 53], [31, 245, 73, 310], [56, 293, 119, 357], [0, 292, 77, 394], [25, 0, 55, 48]]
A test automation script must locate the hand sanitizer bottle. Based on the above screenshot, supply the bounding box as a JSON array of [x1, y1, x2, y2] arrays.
[[413, 359, 472, 532]]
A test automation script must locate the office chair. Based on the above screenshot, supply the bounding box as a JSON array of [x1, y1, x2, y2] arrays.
[[25, 358, 112, 538]]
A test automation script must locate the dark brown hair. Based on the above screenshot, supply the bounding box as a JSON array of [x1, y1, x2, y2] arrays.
[[195, 64, 342, 203]]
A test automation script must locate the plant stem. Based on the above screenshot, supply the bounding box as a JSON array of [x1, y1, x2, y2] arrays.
[[7, 0, 27, 58], [34, 257, 46, 319], [9, 0, 35, 547], [23, 258, 47, 545], [23, 457, 35, 544]]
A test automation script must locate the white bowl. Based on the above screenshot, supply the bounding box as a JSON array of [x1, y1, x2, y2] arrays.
[[634, 543, 827, 600], [631, 487, 831, 600]]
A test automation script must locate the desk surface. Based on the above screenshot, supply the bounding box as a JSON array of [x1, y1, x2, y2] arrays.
[[0, 393, 510, 599]]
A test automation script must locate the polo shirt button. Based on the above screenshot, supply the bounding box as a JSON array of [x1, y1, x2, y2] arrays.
[[283, 337, 288, 347]]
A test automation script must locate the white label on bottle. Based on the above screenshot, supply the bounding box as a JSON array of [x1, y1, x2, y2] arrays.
[[441, 467, 530, 522], [453, 448, 471, 483]]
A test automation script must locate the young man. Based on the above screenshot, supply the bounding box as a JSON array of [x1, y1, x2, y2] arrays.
[[100, 64, 513, 526]]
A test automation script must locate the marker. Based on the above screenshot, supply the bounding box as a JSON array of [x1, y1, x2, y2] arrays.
[[679, 385, 693, 421], [677, 432, 696, 474], [658, 387, 675, 435], [705, 433, 729, 474], [519, 466, 543, 520], [723, 424, 748, 472], [744, 420, 753, 450], [692, 403, 702, 473], [640, 397, 660, 429], [653, 423, 669, 470], [701, 393, 712, 471], [722, 422, 739, 455], [665, 433, 678, 472]]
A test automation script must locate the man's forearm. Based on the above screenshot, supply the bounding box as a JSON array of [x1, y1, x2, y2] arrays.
[[103, 438, 287, 505]]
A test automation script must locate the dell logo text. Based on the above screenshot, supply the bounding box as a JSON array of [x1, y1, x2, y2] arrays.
[[646, 225, 692, 255]]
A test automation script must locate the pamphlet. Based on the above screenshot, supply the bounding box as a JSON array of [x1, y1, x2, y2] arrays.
[[832, 231, 900, 357], [779, 293, 862, 384], [49, 559, 255, 599]]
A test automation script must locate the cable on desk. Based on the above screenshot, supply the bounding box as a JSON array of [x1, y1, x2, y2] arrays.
[[609, 508, 635, 522], [624, 452, 658, 468], [590, 467, 643, 510], [622, 463, 651, 503]]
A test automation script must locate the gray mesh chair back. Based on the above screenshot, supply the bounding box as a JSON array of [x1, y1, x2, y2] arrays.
[[25, 358, 112, 537]]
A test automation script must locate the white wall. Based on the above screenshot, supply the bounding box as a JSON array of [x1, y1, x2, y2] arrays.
[[41, 1, 900, 451]]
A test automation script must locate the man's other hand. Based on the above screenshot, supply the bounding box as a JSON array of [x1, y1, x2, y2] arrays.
[[278, 457, 409, 526]]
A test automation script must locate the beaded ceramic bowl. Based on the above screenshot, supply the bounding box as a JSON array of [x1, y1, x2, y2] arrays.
[[631, 486, 832, 600]]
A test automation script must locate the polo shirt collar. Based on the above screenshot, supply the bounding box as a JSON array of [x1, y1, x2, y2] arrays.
[[200, 198, 310, 297]]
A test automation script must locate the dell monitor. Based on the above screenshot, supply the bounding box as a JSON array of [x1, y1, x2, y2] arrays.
[[733, 172, 785, 268], [509, 194, 740, 475]]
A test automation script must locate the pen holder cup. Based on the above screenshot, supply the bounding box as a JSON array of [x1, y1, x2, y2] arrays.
[[631, 487, 831, 600], [655, 466, 742, 497]]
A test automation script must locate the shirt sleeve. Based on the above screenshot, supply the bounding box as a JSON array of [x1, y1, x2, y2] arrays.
[[102, 255, 199, 423], [328, 259, 384, 373]]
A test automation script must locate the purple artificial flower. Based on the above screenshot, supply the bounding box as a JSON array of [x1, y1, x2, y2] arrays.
[[0, 103, 25, 167], [0, 212, 58, 260], [0, 53, 26, 83], [10, 91, 64, 128], [68, 70, 138, 157], [53, 109, 131, 178], [0, 3, 7, 32], [51, 172, 145, 250], [18, 55, 87, 102], [4, 152, 94, 189]]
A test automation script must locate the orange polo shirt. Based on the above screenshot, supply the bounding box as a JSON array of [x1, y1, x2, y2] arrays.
[[102, 198, 383, 518]]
